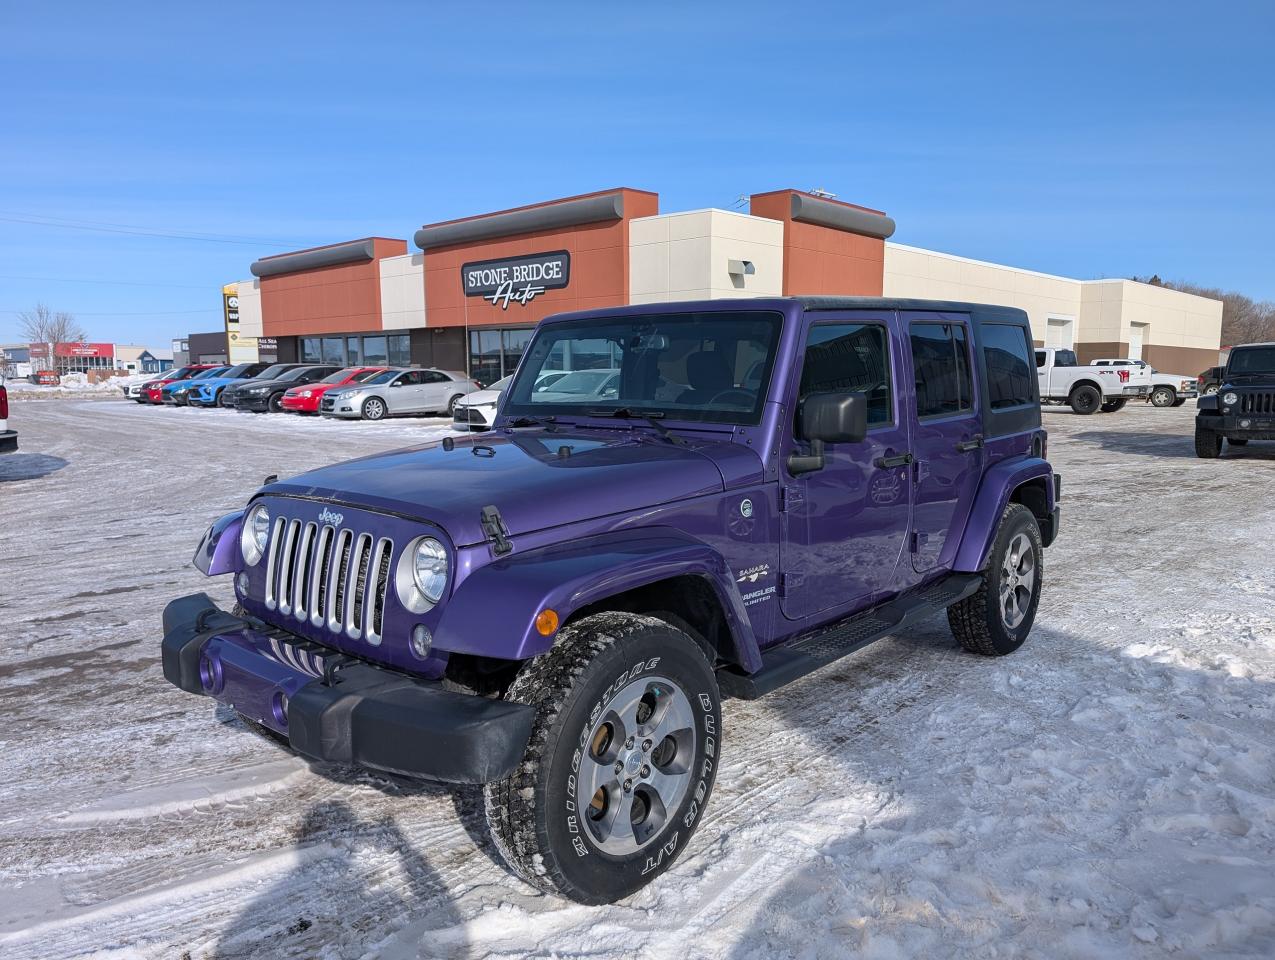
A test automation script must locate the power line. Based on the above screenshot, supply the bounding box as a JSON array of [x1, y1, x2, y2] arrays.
[[0, 213, 305, 247], [0, 274, 213, 290], [0, 308, 217, 316]]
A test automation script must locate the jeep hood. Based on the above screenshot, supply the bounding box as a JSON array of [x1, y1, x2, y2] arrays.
[[262, 429, 763, 547]]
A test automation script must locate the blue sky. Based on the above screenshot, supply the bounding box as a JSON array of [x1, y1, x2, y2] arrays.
[[2, 1, 1272, 347]]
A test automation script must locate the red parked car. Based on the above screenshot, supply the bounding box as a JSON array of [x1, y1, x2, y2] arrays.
[[141, 364, 220, 404], [280, 366, 386, 414]]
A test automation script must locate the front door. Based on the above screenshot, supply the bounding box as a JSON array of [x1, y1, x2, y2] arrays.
[[388, 370, 427, 413], [780, 314, 912, 621], [905, 314, 983, 573]]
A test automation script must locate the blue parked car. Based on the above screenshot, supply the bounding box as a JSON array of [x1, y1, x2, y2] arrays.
[[187, 362, 289, 408], [161, 366, 229, 405], [161, 297, 1059, 904]]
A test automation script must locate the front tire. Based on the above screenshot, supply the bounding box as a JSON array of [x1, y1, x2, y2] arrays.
[[1195, 424, 1223, 458], [362, 397, 386, 421], [1100, 398, 1127, 413], [1203, 384, 1219, 396], [948, 503, 1043, 656], [447, 394, 463, 416], [484, 613, 721, 905], [1150, 386, 1176, 407], [217, 389, 232, 408], [268, 392, 284, 413], [1069, 384, 1101, 415]]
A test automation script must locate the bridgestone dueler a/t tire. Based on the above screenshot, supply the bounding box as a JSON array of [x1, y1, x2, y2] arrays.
[[947, 503, 1043, 656], [1069, 385, 1101, 415], [483, 613, 721, 905]]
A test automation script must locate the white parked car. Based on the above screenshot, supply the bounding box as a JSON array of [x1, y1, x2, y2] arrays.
[[527, 368, 621, 405], [1035, 348, 1151, 414], [453, 375, 511, 431], [122, 380, 156, 402], [320, 368, 479, 421], [1092, 358, 1197, 407]]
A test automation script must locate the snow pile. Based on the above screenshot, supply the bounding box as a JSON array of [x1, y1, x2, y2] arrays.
[[4, 371, 153, 398]]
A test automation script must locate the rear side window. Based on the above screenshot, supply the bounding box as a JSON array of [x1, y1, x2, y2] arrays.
[[982, 324, 1035, 409], [799, 323, 893, 426], [909, 322, 973, 418]]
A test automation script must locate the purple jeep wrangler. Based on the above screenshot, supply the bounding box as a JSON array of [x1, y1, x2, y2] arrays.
[[162, 297, 1059, 903]]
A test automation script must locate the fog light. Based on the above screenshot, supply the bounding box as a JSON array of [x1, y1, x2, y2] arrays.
[[272, 690, 289, 727], [1240, 419, 1252, 428], [411, 624, 433, 658], [236, 572, 250, 596], [535, 608, 559, 636]]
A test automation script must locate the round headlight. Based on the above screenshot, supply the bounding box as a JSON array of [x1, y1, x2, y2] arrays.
[[413, 538, 448, 603], [1222, 392, 1239, 406], [239, 503, 271, 566]]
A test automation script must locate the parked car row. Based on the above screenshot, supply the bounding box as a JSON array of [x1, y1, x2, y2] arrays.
[[125, 362, 481, 419]]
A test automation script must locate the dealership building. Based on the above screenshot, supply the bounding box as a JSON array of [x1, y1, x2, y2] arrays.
[[226, 187, 1223, 382]]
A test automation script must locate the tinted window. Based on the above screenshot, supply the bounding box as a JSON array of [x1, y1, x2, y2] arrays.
[[253, 364, 291, 380], [353, 368, 384, 382], [1054, 349, 1078, 367], [364, 369, 400, 385], [799, 323, 892, 426], [278, 366, 320, 382], [1228, 347, 1275, 375], [982, 324, 1035, 409], [910, 322, 973, 418], [1035, 350, 1047, 369], [396, 371, 425, 386], [322, 367, 361, 384], [421, 370, 448, 384]]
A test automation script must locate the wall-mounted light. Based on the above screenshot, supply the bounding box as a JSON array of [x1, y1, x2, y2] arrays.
[[727, 259, 755, 277]]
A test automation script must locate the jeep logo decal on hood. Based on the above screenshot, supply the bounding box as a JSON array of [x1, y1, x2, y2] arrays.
[[318, 507, 345, 526]]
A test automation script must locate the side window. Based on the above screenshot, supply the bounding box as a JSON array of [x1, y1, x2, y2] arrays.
[[397, 371, 423, 386], [799, 322, 892, 426], [420, 371, 448, 384], [981, 324, 1035, 409], [909, 322, 973, 418], [1035, 350, 1047, 369]]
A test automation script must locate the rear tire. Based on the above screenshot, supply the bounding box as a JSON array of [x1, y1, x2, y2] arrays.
[[947, 503, 1043, 656], [362, 397, 386, 421], [1203, 384, 1219, 396], [1150, 386, 1176, 407], [483, 612, 721, 905], [1069, 384, 1101, 415], [1195, 424, 1223, 458]]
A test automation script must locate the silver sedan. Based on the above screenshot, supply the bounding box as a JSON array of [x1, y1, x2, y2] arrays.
[[320, 368, 478, 421]]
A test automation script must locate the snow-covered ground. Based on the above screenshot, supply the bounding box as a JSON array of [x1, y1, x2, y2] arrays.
[[1, 398, 1273, 959], [3, 371, 155, 399]]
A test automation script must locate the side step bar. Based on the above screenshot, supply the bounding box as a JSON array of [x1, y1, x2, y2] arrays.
[[717, 573, 983, 700]]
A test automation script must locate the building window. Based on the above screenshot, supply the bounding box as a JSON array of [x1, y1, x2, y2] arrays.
[[363, 336, 388, 367], [346, 337, 361, 365], [321, 337, 344, 366], [388, 334, 410, 367], [301, 337, 321, 362]]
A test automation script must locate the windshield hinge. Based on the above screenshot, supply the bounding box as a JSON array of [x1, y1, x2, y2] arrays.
[[480, 505, 513, 556]]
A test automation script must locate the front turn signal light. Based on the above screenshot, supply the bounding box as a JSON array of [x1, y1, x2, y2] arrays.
[[535, 608, 559, 636]]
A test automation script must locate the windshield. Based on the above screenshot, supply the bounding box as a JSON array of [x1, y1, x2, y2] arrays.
[[322, 367, 362, 384], [363, 369, 403, 385], [192, 367, 229, 379], [167, 366, 197, 379], [221, 363, 254, 378], [253, 364, 291, 380], [503, 311, 783, 425], [353, 367, 385, 383], [1228, 347, 1275, 376]]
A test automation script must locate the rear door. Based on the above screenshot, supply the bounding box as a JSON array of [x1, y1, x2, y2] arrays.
[[418, 370, 452, 413], [906, 314, 983, 574]]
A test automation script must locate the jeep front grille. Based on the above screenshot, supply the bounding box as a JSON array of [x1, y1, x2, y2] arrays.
[[264, 518, 393, 645], [1240, 392, 1275, 415]]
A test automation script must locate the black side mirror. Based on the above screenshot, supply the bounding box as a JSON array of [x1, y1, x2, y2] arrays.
[[788, 392, 868, 475]]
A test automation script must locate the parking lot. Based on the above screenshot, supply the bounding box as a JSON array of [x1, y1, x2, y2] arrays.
[[2, 397, 1273, 959]]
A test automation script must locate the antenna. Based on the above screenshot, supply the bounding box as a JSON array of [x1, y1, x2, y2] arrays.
[[731, 194, 749, 209]]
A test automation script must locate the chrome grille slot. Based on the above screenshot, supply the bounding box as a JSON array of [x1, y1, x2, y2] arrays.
[[264, 517, 287, 610], [345, 534, 373, 639], [1241, 391, 1274, 415], [309, 525, 334, 626], [292, 522, 316, 620], [327, 529, 353, 631], [277, 520, 301, 616], [368, 538, 392, 645]]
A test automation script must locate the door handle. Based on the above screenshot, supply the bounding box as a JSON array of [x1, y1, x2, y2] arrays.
[[955, 435, 984, 452], [874, 452, 914, 469]]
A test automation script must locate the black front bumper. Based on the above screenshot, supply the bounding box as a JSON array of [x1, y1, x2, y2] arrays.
[[160, 593, 535, 784], [0, 430, 16, 453], [234, 394, 272, 411], [1197, 413, 1275, 440]]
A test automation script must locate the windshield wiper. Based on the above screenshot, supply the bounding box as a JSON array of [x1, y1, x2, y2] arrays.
[[586, 407, 688, 445], [507, 415, 556, 431]]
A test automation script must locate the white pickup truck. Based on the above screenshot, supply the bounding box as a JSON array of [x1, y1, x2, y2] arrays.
[[1092, 358, 1197, 408], [1035, 347, 1152, 414]]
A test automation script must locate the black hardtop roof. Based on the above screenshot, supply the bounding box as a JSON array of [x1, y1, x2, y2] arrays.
[[797, 296, 1030, 324]]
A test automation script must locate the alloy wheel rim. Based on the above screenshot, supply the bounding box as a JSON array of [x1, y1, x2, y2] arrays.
[[367, 399, 383, 419], [999, 532, 1036, 630], [1153, 390, 1172, 406], [575, 674, 696, 856]]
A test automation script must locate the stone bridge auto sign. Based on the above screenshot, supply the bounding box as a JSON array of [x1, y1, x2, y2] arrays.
[[462, 251, 570, 309]]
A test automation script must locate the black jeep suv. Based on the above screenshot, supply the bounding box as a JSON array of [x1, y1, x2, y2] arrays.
[[1195, 344, 1275, 457]]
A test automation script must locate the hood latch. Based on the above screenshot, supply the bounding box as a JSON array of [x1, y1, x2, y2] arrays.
[[480, 505, 513, 556]]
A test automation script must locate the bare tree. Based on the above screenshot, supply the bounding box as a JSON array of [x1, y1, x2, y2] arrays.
[[1133, 277, 1275, 348], [17, 303, 85, 346]]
